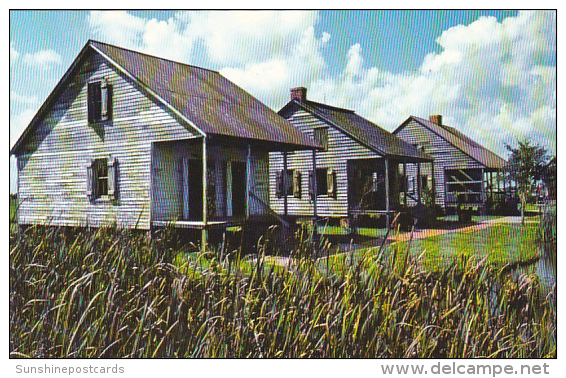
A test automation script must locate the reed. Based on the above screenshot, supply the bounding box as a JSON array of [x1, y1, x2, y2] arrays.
[[9, 224, 555, 358]]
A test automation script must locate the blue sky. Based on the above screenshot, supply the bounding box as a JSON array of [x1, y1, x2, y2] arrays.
[[9, 10, 556, 193]]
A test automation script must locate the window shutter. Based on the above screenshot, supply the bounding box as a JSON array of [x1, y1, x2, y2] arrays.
[[327, 168, 336, 198], [100, 79, 108, 121], [87, 84, 95, 124], [86, 160, 94, 200], [293, 170, 302, 198], [276, 170, 283, 198], [308, 170, 315, 200], [108, 156, 118, 201]]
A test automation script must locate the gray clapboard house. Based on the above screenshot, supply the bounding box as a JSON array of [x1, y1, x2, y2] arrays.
[[269, 88, 432, 225], [393, 115, 509, 213], [10, 40, 319, 248]]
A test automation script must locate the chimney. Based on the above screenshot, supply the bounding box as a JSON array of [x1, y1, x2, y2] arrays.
[[429, 114, 442, 125], [290, 87, 307, 102]]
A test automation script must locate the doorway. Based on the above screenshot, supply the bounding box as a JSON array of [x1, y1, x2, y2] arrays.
[[183, 158, 203, 221], [231, 161, 247, 217]]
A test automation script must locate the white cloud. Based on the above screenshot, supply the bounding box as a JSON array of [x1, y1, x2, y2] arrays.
[[11, 91, 38, 106], [87, 10, 319, 66], [305, 11, 555, 158], [88, 11, 146, 49], [23, 49, 62, 68], [10, 108, 36, 148], [184, 11, 319, 65], [220, 24, 330, 107], [83, 10, 555, 158], [10, 41, 19, 65], [345, 43, 363, 77]]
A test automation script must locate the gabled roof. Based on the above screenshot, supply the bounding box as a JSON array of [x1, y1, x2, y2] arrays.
[[394, 116, 507, 169], [279, 99, 432, 162], [11, 40, 318, 155]]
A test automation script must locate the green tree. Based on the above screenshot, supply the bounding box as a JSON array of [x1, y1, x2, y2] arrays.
[[506, 140, 550, 224]]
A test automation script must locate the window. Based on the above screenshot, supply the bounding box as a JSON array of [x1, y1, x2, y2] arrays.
[[421, 175, 428, 189], [309, 167, 337, 198], [87, 157, 118, 201], [316, 168, 328, 196], [93, 158, 108, 198], [276, 169, 300, 198], [313, 127, 328, 150], [88, 79, 110, 123]]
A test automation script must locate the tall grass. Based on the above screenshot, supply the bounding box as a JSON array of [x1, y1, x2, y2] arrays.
[[10, 224, 555, 358]]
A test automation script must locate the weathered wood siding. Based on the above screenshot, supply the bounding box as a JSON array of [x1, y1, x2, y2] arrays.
[[16, 51, 199, 229], [395, 119, 484, 208], [269, 109, 382, 218]]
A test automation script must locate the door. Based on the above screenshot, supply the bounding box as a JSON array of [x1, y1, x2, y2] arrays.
[[183, 158, 203, 220], [231, 161, 247, 217]]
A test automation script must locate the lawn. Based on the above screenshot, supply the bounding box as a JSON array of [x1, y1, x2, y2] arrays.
[[323, 222, 540, 274], [393, 222, 539, 272]]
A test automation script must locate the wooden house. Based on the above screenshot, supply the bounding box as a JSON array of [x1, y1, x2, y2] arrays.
[[10, 40, 319, 249], [393, 115, 509, 213], [269, 88, 432, 226]]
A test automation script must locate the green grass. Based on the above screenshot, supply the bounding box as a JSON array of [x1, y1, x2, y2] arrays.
[[396, 223, 540, 272], [438, 214, 504, 222], [9, 196, 17, 223], [10, 222, 555, 358], [316, 225, 388, 238]]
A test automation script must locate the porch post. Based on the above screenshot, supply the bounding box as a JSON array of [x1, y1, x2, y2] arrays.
[[283, 151, 288, 217], [312, 149, 318, 244], [246, 143, 251, 219], [490, 171, 493, 199], [385, 157, 390, 228], [417, 162, 421, 205], [201, 137, 208, 252], [480, 168, 485, 213], [403, 162, 407, 207], [431, 160, 436, 206]]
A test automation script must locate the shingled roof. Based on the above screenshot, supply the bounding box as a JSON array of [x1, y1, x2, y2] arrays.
[[11, 40, 318, 155], [395, 116, 507, 169], [279, 99, 432, 162]]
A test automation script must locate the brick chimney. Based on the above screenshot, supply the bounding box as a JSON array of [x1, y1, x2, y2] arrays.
[[290, 87, 307, 102], [429, 114, 442, 125]]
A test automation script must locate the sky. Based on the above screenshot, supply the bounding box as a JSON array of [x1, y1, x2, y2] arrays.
[[8, 10, 557, 194]]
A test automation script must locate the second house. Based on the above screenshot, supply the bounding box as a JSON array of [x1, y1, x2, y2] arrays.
[[269, 87, 432, 226]]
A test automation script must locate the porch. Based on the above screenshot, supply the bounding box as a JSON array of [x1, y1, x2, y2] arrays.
[[444, 168, 516, 213], [347, 155, 434, 226], [150, 137, 286, 250]]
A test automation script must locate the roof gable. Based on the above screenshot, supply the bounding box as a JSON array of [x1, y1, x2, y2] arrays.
[[280, 99, 431, 161], [90, 41, 317, 149], [11, 40, 318, 155], [394, 116, 507, 169]]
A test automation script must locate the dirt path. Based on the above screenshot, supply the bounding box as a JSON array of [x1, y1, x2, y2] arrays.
[[389, 216, 537, 243]]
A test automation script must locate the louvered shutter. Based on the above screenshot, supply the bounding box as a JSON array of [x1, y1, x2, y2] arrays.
[[100, 78, 108, 121], [87, 83, 95, 124], [308, 170, 315, 200], [293, 170, 302, 198], [275, 170, 283, 198], [86, 160, 94, 200], [108, 156, 118, 201], [327, 168, 336, 198]]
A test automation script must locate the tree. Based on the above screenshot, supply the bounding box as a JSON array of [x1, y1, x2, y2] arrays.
[[506, 140, 550, 224]]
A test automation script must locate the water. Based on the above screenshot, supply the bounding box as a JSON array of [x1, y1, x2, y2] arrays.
[[513, 243, 556, 303]]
